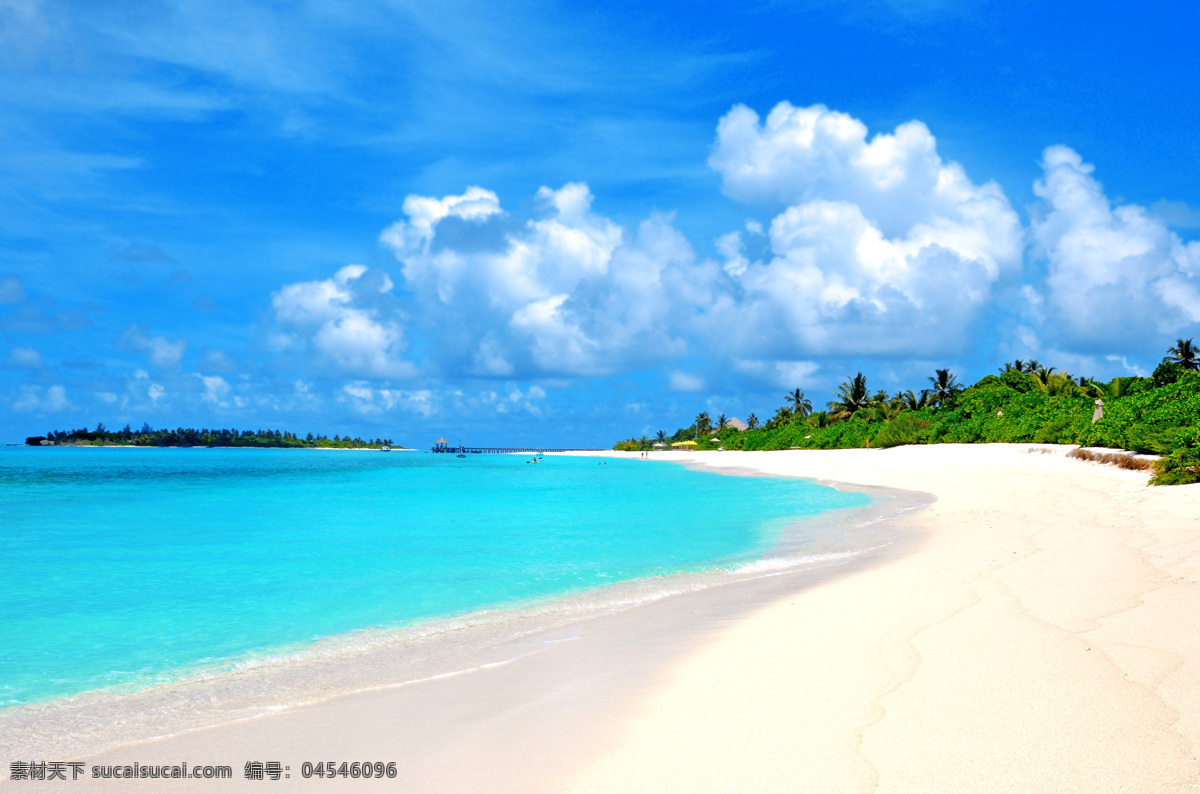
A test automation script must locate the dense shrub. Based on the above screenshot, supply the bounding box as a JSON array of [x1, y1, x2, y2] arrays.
[[874, 413, 929, 448], [1152, 426, 1200, 485], [625, 368, 1200, 485]]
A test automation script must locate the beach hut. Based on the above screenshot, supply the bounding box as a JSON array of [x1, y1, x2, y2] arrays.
[[433, 437, 449, 453], [725, 417, 749, 431]]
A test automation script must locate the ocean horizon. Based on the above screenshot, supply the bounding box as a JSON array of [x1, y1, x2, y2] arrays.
[[0, 447, 871, 712]]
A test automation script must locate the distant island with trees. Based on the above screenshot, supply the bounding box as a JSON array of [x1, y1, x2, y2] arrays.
[[25, 425, 397, 450], [615, 339, 1200, 486]]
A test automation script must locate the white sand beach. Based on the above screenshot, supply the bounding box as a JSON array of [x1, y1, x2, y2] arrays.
[[569, 445, 1200, 793], [13, 444, 1200, 792]]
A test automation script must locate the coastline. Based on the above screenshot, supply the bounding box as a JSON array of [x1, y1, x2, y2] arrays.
[[8, 443, 1199, 791], [568, 445, 1200, 792], [10, 444, 411, 450], [1, 457, 903, 777]]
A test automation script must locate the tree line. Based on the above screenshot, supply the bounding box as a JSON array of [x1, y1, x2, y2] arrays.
[[615, 339, 1200, 485], [26, 424, 395, 450]]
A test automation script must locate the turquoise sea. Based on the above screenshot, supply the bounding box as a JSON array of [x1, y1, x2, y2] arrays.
[[0, 447, 868, 710]]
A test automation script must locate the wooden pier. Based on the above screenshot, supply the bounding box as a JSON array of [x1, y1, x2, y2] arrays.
[[431, 439, 604, 454]]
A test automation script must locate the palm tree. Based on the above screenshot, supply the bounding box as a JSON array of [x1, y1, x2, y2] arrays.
[[805, 411, 830, 429], [786, 388, 812, 417], [828, 373, 872, 421], [1033, 371, 1079, 396], [716, 413, 728, 431], [694, 412, 712, 438], [746, 413, 759, 430], [766, 406, 792, 429], [637, 435, 650, 450], [1088, 377, 1136, 400], [872, 400, 904, 423], [1032, 365, 1056, 385], [1165, 338, 1198, 370], [927, 369, 961, 408], [655, 429, 667, 444], [1000, 360, 1025, 373], [898, 389, 932, 410]]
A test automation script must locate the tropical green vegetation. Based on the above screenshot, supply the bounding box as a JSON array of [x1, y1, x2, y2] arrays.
[[614, 340, 1200, 486], [25, 424, 396, 449]]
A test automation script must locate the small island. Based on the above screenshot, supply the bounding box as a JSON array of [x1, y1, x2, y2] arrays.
[[25, 425, 398, 450]]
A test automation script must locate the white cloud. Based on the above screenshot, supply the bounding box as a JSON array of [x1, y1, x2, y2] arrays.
[[198, 374, 232, 406], [6, 346, 42, 368], [338, 383, 436, 417], [1032, 146, 1200, 351], [710, 103, 1020, 247], [0, 275, 25, 304], [379, 186, 503, 253], [128, 368, 166, 404], [272, 265, 416, 379], [703, 102, 1023, 359], [382, 184, 697, 377], [733, 359, 821, 389], [119, 325, 187, 367], [13, 384, 70, 412], [668, 370, 706, 392], [493, 384, 546, 416], [716, 231, 749, 277]]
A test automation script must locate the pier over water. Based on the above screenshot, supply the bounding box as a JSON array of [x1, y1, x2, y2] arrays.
[[431, 439, 605, 454]]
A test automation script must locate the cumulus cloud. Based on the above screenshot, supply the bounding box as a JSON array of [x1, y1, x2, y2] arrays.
[[272, 265, 416, 379], [339, 383, 435, 417], [1032, 146, 1200, 351], [492, 384, 546, 416], [13, 384, 70, 412], [197, 374, 234, 406], [379, 186, 503, 256], [259, 102, 1191, 407], [704, 102, 1023, 360], [119, 325, 187, 367], [381, 184, 698, 378]]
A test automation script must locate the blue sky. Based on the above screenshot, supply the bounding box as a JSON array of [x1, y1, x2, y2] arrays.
[[2, 0, 1198, 446]]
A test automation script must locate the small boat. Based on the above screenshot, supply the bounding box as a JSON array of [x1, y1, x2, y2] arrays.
[[380, 445, 390, 452]]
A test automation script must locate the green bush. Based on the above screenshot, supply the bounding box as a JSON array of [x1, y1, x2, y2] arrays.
[[1152, 361, 1189, 387], [624, 368, 1200, 485], [874, 413, 929, 448], [1152, 426, 1200, 485]]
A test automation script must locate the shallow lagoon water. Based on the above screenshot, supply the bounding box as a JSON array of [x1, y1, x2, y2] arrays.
[[0, 447, 869, 710]]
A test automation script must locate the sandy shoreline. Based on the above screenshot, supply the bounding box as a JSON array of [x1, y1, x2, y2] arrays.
[[8, 444, 1200, 791], [570, 445, 1200, 793]]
